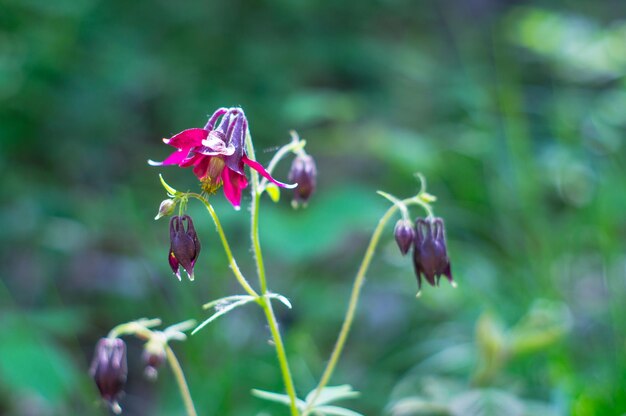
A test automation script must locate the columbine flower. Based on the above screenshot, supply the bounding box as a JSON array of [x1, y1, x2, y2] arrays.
[[90, 338, 127, 414], [412, 217, 453, 290], [394, 219, 415, 255], [149, 107, 293, 209], [288, 153, 317, 207], [169, 215, 201, 281]]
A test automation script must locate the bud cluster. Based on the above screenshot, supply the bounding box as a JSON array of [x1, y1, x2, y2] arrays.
[[394, 216, 453, 291], [90, 332, 173, 412]]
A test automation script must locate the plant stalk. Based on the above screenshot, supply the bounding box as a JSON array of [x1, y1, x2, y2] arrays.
[[304, 195, 429, 414], [166, 345, 198, 416], [247, 133, 300, 416]]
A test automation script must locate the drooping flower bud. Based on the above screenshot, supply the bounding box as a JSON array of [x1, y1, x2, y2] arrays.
[[412, 217, 453, 290], [142, 338, 166, 381], [169, 215, 201, 281], [90, 338, 127, 414], [394, 219, 415, 255], [288, 154, 317, 208], [155, 199, 176, 220]]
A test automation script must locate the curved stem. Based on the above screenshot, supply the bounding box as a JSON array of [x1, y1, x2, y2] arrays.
[[303, 196, 430, 414], [189, 193, 259, 298], [302, 204, 398, 414], [166, 345, 198, 416], [246, 132, 300, 416], [258, 131, 305, 190]]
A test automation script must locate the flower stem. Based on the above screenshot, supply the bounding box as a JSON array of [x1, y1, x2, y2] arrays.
[[246, 132, 300, 416], [303, 196, 430, 414], [189, 193, 259, 298], [165, 345, 198, 416]]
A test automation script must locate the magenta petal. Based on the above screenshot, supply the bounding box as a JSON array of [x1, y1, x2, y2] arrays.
[[222, 168, 248, 209], [242, 156, 296, 188], [179, 152, 203, 168], [148, 149, 189, 166], [164, 128, 208, 149], [192, 156, 211, 179]]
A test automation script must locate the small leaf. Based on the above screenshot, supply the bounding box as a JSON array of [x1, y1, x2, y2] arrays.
[[159, 174, 178, 196], [267, 292, 292, 309], [314, 405, 364, 416], [449, 389, 524, 416], [388, 397, 452, 416], [305, 385, 360, 407], [192, 297, 256, 335], [252, 389, 306, 409], [266, 183, 281, 202], [202, 295, 256, 310]]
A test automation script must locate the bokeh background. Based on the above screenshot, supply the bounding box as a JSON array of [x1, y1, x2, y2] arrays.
[[1, 0, 625, 415]]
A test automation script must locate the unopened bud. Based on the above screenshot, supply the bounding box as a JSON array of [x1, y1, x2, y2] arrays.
[[90, 338, 127, 414], [288, 154, 317, 208], [142, 339, 166, 381], [155, 199, 176, 220], [412, 217, 453, 291], [394, 219, 415, 255], [169, 215, 201, 281]]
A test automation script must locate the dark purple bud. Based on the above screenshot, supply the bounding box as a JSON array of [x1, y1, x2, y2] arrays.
[[394, 219, 415, 255], [412, 217, 453, 291], [288, 154, 317, 207], [142, 340, 166, 381], [90, 338, 127, 414], [169, 215, 201, 281]]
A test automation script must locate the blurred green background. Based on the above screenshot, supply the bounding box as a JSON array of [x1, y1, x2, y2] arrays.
[[1, 0, 625, 415]]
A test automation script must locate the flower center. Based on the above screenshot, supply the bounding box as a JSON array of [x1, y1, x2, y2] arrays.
[[200, 157, 225, 194]]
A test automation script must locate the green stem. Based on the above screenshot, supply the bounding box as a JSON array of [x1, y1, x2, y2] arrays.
[[165, 345, 198, 416], [246, 132, 300, 416], [303, 196, 430, 414], [189, 193, 259, 298]]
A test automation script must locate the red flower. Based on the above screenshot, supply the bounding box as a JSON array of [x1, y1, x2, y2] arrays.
[[149, 107, 292, 209]]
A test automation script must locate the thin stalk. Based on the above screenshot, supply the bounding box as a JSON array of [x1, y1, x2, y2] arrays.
[[246, 132, 300, 416], [189, 193, 259, 298], [303, 196, 429, 414], [165, 345, 198, 416]]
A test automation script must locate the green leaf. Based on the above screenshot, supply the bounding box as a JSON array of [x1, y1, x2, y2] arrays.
[[159, 173, 178, 196], [0, 328, 81, 406], [305, 385, 360, 407], [192, 296, 257, 335], [449, 389, 524, 416], [202, 295, 256, 310], [313, 405, 364, 416], [251, 389, 306, 409], [388, 397, 452, 416], [266, 292, 293, 309]]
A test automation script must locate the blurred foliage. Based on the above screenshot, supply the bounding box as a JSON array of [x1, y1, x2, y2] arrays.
[[1, 0, 626, 415]]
